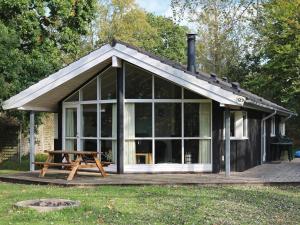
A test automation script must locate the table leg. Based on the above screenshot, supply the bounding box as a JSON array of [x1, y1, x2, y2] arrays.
[[39, 154, 53, 177], [93, 156, 107, 177], [67, 155, 81, 181]]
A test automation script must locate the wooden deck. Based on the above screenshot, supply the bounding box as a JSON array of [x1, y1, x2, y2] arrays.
[[0, 159, 299, 186]]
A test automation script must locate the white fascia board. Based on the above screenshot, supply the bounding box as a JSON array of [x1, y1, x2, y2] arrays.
[[17, 106, 56, 112], [3, 44, 114, 110], [113, 44, 244, 106]]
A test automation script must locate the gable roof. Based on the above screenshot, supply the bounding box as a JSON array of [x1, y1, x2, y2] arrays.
[[2, 40, 295, 116]]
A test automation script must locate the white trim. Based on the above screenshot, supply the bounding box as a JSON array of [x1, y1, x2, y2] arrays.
[[124, 164, 212, 173]]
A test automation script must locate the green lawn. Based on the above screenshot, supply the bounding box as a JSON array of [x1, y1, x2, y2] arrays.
[[0, 182, 298, 225]]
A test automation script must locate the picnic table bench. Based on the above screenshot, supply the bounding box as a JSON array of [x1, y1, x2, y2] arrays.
[[33, 151, 110, 181]]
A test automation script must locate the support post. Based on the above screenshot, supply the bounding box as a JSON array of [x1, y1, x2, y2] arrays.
[[224, 108, 230, 177], [116, 62, 124, 174], [29, 111, 35, 171]]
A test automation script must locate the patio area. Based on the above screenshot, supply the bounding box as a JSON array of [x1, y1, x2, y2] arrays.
[[0, 159, 299, 186]]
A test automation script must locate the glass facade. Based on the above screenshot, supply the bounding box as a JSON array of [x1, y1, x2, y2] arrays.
[[63, 63, 212, 170]]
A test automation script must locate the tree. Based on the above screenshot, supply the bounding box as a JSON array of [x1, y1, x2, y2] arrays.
[[171, 0, 257, 79], [243, 0, 300, 137], [0, 0, 97, 127], [97, 0, 188, 63], [97, 0, 157, 50], [146, 13, 188, 64]]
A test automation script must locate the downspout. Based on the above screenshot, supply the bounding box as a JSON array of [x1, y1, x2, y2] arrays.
[[260, 110, 277, 164]]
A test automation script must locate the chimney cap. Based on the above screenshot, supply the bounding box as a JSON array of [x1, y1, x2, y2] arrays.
[[187, 33, 197, 39]]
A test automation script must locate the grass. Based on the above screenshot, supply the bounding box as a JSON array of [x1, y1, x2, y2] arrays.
[[0, 183, 298, 225]]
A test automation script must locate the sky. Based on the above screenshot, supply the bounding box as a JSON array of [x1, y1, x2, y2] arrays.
[[135, 0, 172, 16], [135, 0, 197, 31]]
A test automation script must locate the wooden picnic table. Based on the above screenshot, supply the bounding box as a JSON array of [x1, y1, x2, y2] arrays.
[[33, 150, 109, 181]]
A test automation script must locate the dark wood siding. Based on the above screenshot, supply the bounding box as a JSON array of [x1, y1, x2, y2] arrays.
[[212, 103, 262, 172]]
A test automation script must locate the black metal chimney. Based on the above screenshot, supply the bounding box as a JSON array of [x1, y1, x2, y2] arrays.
[[187, 34, 196, 73]]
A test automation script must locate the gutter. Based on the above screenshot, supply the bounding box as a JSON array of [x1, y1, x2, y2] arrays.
[[261, 110, 277, 164]]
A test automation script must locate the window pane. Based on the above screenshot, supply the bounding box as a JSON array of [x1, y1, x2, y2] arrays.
[[65, 139, 77, 151], [136, 140, 152, 164], [184, 103, 199, 137], [135, 103, 152, 137], [184, 89, 206, 99], [101, 140, 116, 163], [155, 140, 181, 163], [101, 104, 116, 137], [230, 112, 235, 137], [65, 91, 79, 102], [65, 108, 77, 137], [81, 139, 97, 152], [184, 140, 199, 163], [199, 140, 211, 164], [155, 103, 181, 137], [184, 140, 211, 164], [101, 67, 116, 100], [125, 140, 152, 164], [125, 63, 152, 99], [82, 104, 97, 137], [155, 76, 181, 99], [82, 79, 97, 101]]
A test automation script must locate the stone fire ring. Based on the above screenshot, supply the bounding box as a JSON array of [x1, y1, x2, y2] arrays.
[[14, 199, 80, 212]]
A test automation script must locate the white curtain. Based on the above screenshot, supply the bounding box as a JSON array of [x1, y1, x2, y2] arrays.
[[199, 103, 211, 164], [199, 140, 211, 163], [66, 109, 75, 137], [124, 103, 136, 164], [112, 104, 117, 164], [65, 109, 76, 151]]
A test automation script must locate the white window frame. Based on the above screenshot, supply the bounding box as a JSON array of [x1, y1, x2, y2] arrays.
[[223, 110, 248, 140], [270, 116, 276, 137]]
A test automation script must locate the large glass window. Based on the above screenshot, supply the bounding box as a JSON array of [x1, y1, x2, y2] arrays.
[[82, 104, 97, 137], [125, 63, 152, 99], [155, 76, 181, 99], [82, 79, 97, 101], [101, 68, 116, 100], [155, 103, 181, 137], [63, 64, 213, 168]]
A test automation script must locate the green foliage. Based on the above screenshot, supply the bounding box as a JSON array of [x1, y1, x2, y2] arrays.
[[146, 13, 188, 64], [0, 153, 47, 172], [0, 0, 97, 129], [242, 0, 300, 137], [97, 0, 188, 64]]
